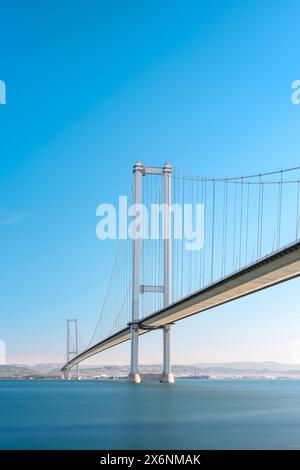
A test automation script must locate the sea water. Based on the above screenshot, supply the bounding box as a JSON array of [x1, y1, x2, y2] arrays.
[[0, 379, 300, 449]]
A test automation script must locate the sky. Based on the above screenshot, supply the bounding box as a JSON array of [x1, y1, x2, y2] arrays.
[[1, 0, 300, 365]]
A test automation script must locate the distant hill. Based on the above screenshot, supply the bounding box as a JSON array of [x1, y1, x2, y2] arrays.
[[0, 364, 40, 378], [1, 361, 300, 379], [193, 361, 300, 371], [32, 363, 63, 374]]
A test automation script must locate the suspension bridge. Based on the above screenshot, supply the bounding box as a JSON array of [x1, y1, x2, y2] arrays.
[[61, 162, 300, 383]]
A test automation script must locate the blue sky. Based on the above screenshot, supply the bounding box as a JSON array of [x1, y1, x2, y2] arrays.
[[1, 0, 300, 364]]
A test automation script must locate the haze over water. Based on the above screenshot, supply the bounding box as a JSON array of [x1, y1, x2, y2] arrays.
[[1, 380, 300, 449]]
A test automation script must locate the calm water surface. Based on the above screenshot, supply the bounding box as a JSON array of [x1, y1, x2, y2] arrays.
[[0, 379, 300, 449]]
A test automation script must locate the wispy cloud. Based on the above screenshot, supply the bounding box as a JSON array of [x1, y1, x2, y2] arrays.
[[0, 211, 34, 225]]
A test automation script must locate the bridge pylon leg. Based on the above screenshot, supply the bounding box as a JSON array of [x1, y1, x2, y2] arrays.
[[128, 323, 141, 383], [161, 324, 175, 383], [128, 161, 143, 384], [160, 163, 174, 384]]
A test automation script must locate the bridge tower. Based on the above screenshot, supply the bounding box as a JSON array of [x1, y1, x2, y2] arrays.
[[161, 162, 174, 383], [128, 161, 174, 384], [63, 318, 79, 380]]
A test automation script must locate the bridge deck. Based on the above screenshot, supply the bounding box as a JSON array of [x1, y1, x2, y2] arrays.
[[62, 241, 300, 371]]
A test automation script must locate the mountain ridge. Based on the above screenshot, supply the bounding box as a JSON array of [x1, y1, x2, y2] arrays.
[[2, 361, 300, 378]]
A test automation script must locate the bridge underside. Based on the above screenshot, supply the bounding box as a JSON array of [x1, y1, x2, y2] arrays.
[[62, 241, 300, 372]]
